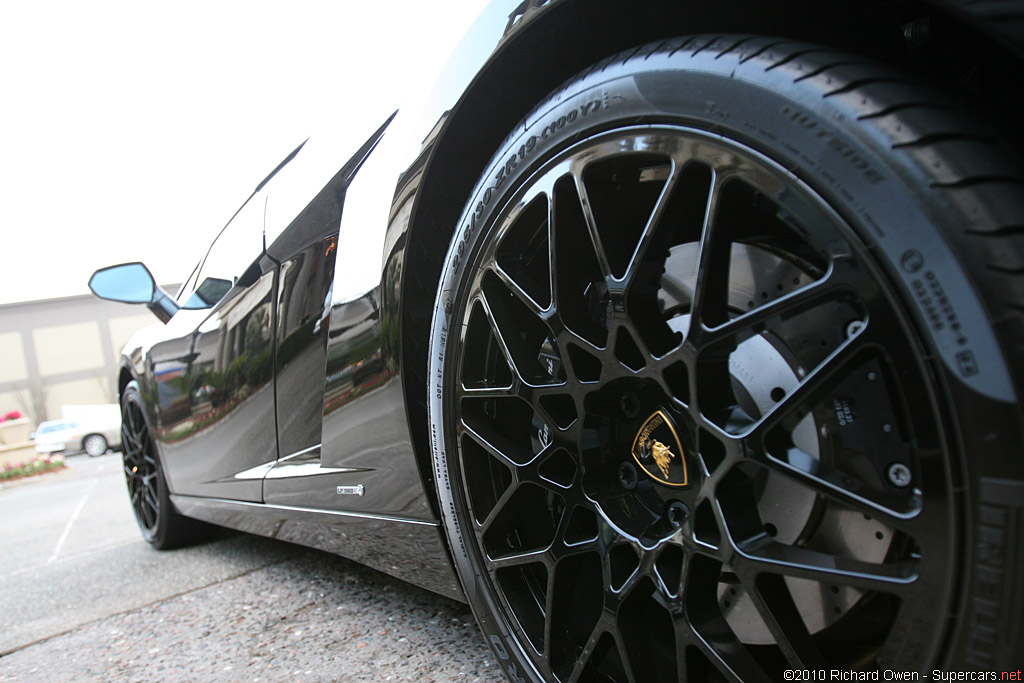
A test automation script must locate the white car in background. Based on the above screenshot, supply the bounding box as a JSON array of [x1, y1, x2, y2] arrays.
[[32, 406, 121, 456]]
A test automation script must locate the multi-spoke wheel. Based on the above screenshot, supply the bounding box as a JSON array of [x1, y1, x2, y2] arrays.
[[82, 433, 108, 457], [121, 380, 203, 549], [429, 36, 1024, 680]]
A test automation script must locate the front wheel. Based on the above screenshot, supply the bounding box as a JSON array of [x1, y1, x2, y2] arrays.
[[428, 36, 1024, 680], [121, 381, 205, 549]]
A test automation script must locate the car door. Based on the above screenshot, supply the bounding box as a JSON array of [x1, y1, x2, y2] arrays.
[[146, 193, 278, 502], [259, 157, 347, 508]]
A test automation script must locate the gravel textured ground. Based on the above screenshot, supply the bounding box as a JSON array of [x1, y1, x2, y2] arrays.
[[0, 546, 498, 682], [0, 456, 499, 683]]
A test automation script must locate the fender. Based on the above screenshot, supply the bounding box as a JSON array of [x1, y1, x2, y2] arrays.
[[323, 0, 1024, 522]]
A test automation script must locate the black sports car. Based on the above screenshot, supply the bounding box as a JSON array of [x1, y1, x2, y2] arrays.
[[89, 0, 1024, 679]]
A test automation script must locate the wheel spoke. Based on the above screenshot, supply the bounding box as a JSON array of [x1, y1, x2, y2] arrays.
[[461, 417, 546, 470], [689, 171, 734, 330], [143, 500, 157, 529], [744, 573, 827, 668], [751, 446, 921, 530], [123, 404, 136, 436], [564, 625, 603, 683], [459, 383, 517, 399], [674, 609, 768, 683], [734, 539, 918, 594], [621, 157, 685, 286], [570, 170, 615, 282], [744, 331, 867, 438], [488, 547, 550, 569], [562, 619, 614, 683], [144, 481, 159, 509], [458, 419, 548, 473], [614, 633, 642, 683], [477, 486, 517, 534], [476, 291, 528, 385], [699, 267, 843, 349], [122, 422, 140, 453], [492, 263, 551, 317], [477, 276, 565, 387]]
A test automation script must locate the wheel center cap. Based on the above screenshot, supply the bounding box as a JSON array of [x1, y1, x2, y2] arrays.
[[631, 409, 690, 488]]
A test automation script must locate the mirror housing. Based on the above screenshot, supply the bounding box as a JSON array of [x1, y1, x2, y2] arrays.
[[88, 262, 180, 323]]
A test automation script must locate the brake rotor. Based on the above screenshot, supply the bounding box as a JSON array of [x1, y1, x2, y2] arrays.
[[661, 242, 893, 643]]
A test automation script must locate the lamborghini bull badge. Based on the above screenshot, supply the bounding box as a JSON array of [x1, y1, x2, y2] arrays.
[[631, 409, 689, 487]]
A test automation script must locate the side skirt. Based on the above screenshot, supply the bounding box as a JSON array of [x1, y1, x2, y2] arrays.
[[170, 494, 464, 602]]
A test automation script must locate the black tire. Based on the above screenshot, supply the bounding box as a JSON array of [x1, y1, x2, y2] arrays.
[[427, 36, 1024, 680], [121, 380, 205, 549], [82, 433, 107, 457]]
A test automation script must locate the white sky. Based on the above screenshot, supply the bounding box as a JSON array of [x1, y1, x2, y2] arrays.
[[0, 0, 487, 305]]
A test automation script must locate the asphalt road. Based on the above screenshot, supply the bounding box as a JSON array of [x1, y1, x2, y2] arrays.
[[0, 454, 497, 682]]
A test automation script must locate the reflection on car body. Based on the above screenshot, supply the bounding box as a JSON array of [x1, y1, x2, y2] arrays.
[[33, 411, 121, 457], [89, 1, 1024, 679]]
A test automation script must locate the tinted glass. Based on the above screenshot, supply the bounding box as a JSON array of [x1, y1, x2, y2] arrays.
[[183, 277, 234, 309], [39, 421, 77, 434], [89, 263, 155, 303]]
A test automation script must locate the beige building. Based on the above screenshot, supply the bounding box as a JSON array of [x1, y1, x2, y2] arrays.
[[0, 290, 175, 426]]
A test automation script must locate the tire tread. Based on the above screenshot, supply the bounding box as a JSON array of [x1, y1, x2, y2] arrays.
[[639, 37, 1024, 396], [483, 34, 1024, 395]]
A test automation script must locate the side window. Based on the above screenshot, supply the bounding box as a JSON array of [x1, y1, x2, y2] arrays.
[[183, 194, 267, 309]]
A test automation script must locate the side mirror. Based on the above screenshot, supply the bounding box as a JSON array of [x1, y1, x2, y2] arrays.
[[88, 262, 180, 323], [88, 262, 155, 303]]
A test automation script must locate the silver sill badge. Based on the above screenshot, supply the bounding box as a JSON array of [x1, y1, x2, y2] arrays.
[[336, 485, 365, 496]]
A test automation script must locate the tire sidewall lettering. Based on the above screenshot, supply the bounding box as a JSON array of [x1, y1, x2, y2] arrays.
[[429, 83, 635, 683], [448, 89, 625, 281], [633, 61, 1013, 402]]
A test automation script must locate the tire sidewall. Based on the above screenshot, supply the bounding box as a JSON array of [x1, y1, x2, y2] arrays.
[[121, 380, 176, 548], [428, 42, 1020, 675]]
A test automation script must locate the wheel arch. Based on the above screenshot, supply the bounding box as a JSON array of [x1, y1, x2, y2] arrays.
[[399, 0, 1024, 510], [118, 366, 134, 403]]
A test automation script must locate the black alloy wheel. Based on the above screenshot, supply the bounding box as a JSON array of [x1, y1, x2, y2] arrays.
[[121, 380, 201, 549], [428, 37, 1024, 681]]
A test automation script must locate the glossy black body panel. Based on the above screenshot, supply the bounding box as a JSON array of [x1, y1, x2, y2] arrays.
[[111, 0, 1024, 602], [148, 254, 278, 502], [171, 494, 462, 600], [272, 235, 337, 461]]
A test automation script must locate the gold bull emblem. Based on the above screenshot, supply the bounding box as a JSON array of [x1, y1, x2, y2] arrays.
[[647, 439, 674, 478], [632, 409, 689, 487]]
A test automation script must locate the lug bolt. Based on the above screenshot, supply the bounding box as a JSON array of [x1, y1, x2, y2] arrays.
[[666, 501, 689, 528], [619, 392, 640, 419], [617, 462, 638, 491], [887, 462, 912, 488]]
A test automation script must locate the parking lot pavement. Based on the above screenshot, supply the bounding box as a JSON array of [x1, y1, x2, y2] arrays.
[[0, 454, 496, 682]]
